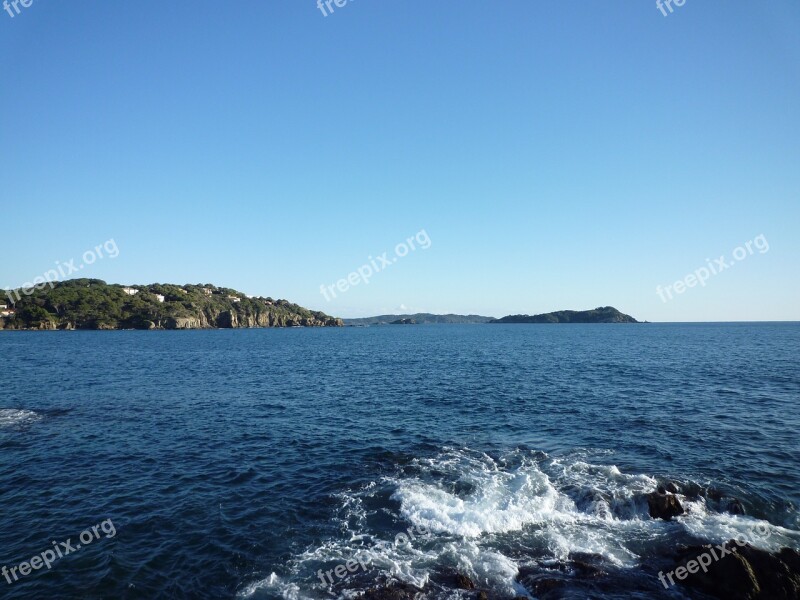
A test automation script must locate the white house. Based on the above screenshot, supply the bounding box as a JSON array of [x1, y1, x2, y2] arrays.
[[122, 287, 139, 296], [155, 294, 165, 303]]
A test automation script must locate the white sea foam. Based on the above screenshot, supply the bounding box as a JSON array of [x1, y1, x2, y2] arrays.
[[0, 409, 41, 428], [241, 447, 800, 599], [681, 512, 800, 552], [390, 449, 648, 568], [238, 572, 300, 599], [390, 461, 562, 537]]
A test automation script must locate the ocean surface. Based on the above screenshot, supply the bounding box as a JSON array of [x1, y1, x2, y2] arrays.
[[1, 323, 799, 599]]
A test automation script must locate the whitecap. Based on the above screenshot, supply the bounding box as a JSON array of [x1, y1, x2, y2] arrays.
[[237, 572, 300, 599], [0, 409, 41, 428], [248, 447, 800, 599]]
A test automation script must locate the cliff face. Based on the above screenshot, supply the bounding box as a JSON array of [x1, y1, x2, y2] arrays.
[[162, 310, 341, 330], [1, 279, 343, 331]]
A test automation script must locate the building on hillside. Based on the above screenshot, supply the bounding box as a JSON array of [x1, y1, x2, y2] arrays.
[[122, 287, 139, 296]]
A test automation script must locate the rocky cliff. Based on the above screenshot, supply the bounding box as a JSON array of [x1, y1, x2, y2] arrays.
[[0, 279, 342, 331]]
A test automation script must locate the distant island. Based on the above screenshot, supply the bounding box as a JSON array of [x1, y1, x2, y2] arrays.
[[1, 286, 639, 331], [0, 279, 342, 330], [490, 307, 638, 324], [343, 313, 494, 326]]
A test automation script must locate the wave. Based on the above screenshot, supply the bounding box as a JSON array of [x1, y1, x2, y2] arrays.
[[0, 408, 42, 428], [239, 446, 800, 599]]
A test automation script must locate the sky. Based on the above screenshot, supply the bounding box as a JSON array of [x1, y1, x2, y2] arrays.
[[1, 1, 798, 321]]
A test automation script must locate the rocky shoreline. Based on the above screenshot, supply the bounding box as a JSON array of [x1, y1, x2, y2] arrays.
[[345, 481, 799, 600], [355, 538, 800, 600], [0, 279, 343, 330]]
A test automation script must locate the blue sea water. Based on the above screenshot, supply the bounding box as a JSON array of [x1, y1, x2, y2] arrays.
[[0, 323, 799, 599]]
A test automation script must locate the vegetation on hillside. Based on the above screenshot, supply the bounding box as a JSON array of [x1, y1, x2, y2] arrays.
[[343, 313, 494, 326], [490, 307, 639, 324], [0, 279, 342, 330]]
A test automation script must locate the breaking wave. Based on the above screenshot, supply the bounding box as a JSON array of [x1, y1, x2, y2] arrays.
[[0, 409, 42, 428], [240, 447, 800, 599]]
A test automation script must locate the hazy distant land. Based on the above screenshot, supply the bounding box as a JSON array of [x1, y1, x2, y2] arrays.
[[1, 280, 639, 331], [343, 313, 494, 326], [489, 306, 639, 324]]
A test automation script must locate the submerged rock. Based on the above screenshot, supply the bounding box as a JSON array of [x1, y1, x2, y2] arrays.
[[528, 577, 565, 599], [726, 498, 747, 515], [664, 481, 680, 494], [454, 574, 475, 589], [359, 581, 423, 600], [569, 552, 607, 578], [516, 553, 609, 598], [672, 541, 800, 599], [695, 486, 747, 515], [646, 490, 684, 520]]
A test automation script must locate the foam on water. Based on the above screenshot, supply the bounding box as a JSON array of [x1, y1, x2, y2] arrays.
[[242, 447, 800, 599], [391, 450, 562, 537], [680, 511, 800, 552], [0, 409, 41, 428], [239, 573, 300, 600]]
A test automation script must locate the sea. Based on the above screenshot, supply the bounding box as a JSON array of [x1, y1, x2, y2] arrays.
[[1, 323, 798, 599]]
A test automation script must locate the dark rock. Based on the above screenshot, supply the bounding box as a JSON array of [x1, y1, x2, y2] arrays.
[[452, 480, 477, 496], [568, 552, 607, 578], [476, 592, 488, 600], [779, 548, 800, 573], [672, 540, 800, 599], [665, 481, 680, 494], [646, 491, 684, 520], [359, 581, 423, 600], [532, 578, 565, 596], [682, 482, 704, 499], [570, 559, 605, 578], [454, 574, 475, 590], [726, 498, 746, 515], [216, 310, 237, 328]]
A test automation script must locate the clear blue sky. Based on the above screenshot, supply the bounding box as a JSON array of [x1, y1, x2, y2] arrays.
[[2, 1, 798, 321]]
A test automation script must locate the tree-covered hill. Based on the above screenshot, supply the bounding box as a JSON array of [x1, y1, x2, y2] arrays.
[[490, 307, 639, 324], [0, 280, 342, 330], [343, 313, 494, 326]]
